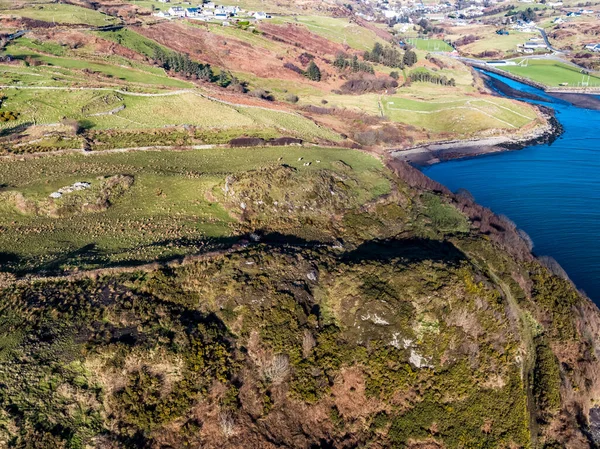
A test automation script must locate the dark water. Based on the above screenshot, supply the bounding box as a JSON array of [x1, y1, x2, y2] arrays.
[[422, 72, 600, 303]]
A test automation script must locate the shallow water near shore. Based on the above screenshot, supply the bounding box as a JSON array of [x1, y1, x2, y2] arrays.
[[422, 72, 600, 303]]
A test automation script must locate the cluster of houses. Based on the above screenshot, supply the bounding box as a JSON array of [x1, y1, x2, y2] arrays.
[[512, 20, 537, 33], [154, 2, 270, 22]]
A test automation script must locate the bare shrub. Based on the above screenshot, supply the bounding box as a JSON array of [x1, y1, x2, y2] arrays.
[[219, 411, 236, 438], [0, 272, 16, 289], [539, 256, 570, 281], [340, 74, 398, 94], [283, 62, 304, 75], [61, 118, 81, 135], [517, 229, 534, 252], [455, 188, 474, 203], [454, 34, 479, 47], [249, 89, 274, 101], [302, 330, 316, 358], [262, 354, 290, 384]]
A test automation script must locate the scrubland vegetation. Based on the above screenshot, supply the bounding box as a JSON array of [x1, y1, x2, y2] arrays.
[[0, 146, 593, 449], [0, 4, 595, 448]]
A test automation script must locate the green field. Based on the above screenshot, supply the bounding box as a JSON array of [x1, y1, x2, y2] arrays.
[[0, 146, 387, 272], [500, 59, 600, 87], [382, 96, 537, 135], [0, 4, 118, 26], [94, 29, 170, 59], [0, 88, 340, 142], [462, 32, 537, 55], [405, 38, 454, 52], [3, 44, 191, 88], [275, 15, 387, 51]]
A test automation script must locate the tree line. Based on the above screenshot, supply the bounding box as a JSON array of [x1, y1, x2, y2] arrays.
[[408, 70, 456, 86], [151, 45, 232, 87], [333, 53, 375, 74]]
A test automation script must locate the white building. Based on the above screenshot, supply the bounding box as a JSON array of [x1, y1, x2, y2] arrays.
[[167, 6, 186, 17], [253, 11, 271, 20]]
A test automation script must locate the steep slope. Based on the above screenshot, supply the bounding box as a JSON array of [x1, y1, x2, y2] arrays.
[[0, 155, 598, 449]]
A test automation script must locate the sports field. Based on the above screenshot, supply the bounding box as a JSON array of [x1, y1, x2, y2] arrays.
[[500, 59, 600, 87], [404, 38, 454, 52]]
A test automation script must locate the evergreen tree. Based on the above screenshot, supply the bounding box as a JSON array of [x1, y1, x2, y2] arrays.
[[306, 61, 322, 81], [351, 55, 359, 72], [403, 50, 417, 67]]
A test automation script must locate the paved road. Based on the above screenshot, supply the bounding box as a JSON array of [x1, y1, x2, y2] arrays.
[[536, 27, 565, 54]]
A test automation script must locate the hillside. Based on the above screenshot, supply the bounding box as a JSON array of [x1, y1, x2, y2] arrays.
[[1, 1, 600, 449], [0, 153, 599, 448]]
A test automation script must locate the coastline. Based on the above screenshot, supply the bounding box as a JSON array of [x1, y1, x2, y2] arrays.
[[389, 106, 562, 166]]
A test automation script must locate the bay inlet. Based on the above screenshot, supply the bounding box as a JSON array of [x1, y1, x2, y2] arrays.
[[422, 72, 600, 303]]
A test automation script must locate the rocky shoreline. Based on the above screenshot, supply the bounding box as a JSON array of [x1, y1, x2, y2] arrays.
[[390, 106, 563, 166]]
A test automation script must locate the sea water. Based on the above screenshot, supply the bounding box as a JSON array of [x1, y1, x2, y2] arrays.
[[422, 72, 600, 303]]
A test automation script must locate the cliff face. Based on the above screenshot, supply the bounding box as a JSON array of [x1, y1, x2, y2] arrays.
[[0, 158, 599, 449]]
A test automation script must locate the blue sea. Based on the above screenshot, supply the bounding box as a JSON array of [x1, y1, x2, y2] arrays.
[[422, 72, 600, 303]]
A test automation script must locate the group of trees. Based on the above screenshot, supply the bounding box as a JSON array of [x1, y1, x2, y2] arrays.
[[284, 61, 322, 82], [506, 7, 538, 21], [408, 70, 456, 86], [364, 42, 404, 68], [363, 43, 418, 68], [334, 53, 375, 74], [151, 45, 231, 86], [416, 18, 445, 35]]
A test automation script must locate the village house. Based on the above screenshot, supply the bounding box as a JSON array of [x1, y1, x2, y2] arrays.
[[585, 43, 600, 52], [167, 6, 186, 17], [185, 7, 201, 17], [253, 11, 271, 20], [522, 38, 547, 50]]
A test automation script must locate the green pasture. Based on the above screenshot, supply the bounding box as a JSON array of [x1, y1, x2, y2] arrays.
[[382, 95, 537, 135], [0, 146, 387, 271], [276, 15, 387, 51], [0, 88, 340, 141], [3, 44, 191, 88], [0, 4, 118, 26]]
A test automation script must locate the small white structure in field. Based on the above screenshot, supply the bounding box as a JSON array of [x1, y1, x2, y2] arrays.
[[73, 182, 91, 190], [49, 192, 62, 199]]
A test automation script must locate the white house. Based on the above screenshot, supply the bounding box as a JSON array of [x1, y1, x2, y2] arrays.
[[585, 43, 600, 52], [168, 6, 186, 17], [253, 11, 271, 20], [185, 7, 201, 17], [553, 17, 564, 24]]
